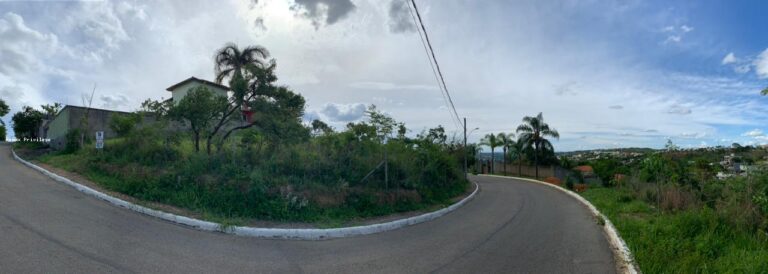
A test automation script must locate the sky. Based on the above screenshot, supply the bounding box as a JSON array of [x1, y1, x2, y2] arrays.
[[1, 0, 768, 151]]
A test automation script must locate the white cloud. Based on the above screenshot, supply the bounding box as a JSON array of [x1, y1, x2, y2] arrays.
[[721, 52, 737, 65], [665, 35, 681, 43], [348, 81, 437, 91], [755, 48, 768, 79], [680, 25, 693, 33], [388, 0, 416, 33], [742, 129, 764, 137]]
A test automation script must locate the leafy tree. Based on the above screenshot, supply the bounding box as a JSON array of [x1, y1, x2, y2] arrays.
[[168, 86, 229, 152], [139, 98, 173, 119], [40, 103, 62, 120], [0, 98, 7, 141], [109, 113, 142, 137], [11, 106, 43, 141], [311, 119, 333, 136], [516, 112, 559, 179], [366, 104, 397, 142], [509, 137, 526, 176], [480, 133, 502, 173], [214, 42, 271, 107], [0, 98, 9, 117], [419, 125, 448, 145], [498, 132, 515, 175]]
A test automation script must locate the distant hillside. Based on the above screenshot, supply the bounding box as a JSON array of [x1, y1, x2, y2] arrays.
[[556, 147, 657, 156]]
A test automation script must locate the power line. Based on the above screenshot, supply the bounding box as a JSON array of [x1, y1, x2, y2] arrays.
[[406, 0, 462, 130], [408, 0, 462, 127]]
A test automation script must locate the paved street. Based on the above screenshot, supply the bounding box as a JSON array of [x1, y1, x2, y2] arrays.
[[0, 143, 615, 273]]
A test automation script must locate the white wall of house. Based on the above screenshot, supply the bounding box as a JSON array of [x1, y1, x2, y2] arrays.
[[170, 82, 229, 104]]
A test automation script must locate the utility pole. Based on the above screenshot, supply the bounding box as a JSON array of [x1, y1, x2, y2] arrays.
[[464, 117, 467, 180]]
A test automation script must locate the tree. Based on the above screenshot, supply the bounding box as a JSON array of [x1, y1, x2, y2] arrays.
[[207, 42, 297, 154], [480, 133, 502, 173], [762, 87, 768, 96], [11, 106, 43, 141], [516, 112, 559, 179], [109, 113, 142, 137], [168, 86, 229, 152], [0, 98, 8, 142], [311, 119, 333, 136], [498, 132, 515, 176], [509, 137, 525, 176], [40, 103, 62, 120], [0, 98, 8, 117]]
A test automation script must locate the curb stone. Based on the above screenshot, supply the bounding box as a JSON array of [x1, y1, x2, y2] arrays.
[[11, 148, 479, 240], [479, 174, 639, 274]]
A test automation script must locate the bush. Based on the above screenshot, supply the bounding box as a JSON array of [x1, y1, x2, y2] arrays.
[[63, 128, 82, 154], [0, 124, 5, 142], [109, 113, 142, 137]]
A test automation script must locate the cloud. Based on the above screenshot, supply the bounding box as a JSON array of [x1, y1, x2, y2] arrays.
[[667, 104, 692, 115], [680, 25, 693, 32], [0, 12, 59, 75], [99, 93, 130, 110], [291, 0, 356, 29], [608, 105, 623, 110], [319, 103, 367, 122], [348, 81, 437, 91], [721, 52, 737, 65], [661, 24, 693, 44], [755, 48, 768, 79], [742, 129, 764, 137], [665, 35, 681, 43], [388, 0, 416, 33]]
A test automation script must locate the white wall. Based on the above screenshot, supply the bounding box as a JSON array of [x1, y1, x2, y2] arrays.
[[170, 81, 228, 104]]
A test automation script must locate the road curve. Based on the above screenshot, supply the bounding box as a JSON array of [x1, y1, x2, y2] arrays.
[[0, 144, 616, 273]]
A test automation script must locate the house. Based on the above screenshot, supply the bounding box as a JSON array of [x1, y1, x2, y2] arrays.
[[43, 77, 230, 149], [573, 165, 595, 177], [165, 77, 229, 105]]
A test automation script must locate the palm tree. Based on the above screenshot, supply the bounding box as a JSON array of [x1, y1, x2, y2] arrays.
[[497, 133, 515, 176], [213, 42, 271, 106], [509, 137, 525, 176], [481, 133, 502, 174], [516, 112, 559, 179], [762, 87, 768, 96]]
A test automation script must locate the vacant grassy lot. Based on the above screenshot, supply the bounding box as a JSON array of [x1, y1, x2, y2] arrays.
[[581, 187, 768, 273]]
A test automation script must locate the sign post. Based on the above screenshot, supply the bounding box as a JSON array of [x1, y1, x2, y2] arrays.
[[95, 131, 104, 150]]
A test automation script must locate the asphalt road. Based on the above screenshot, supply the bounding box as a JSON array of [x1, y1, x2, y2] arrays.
[[0, 143, 616, 273]]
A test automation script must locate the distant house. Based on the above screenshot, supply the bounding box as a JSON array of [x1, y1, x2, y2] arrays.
[[573, 165, 595, 177], [43, 77, 230, 149], [165, 77, 229, 105]]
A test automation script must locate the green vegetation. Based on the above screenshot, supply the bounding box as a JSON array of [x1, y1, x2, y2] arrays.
[[0, 98, 8, 141], [22, 43, 468, 226], [516, 112, 560, 178], [574, 144, 768, 273], [11, 106, 43, 141]]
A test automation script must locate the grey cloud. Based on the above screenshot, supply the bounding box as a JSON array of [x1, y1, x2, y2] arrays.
[[388, 0, 416, 33], [99, 93, 130, 110], [319, 103, 366, 122], [349, 81, 436, 91], [608, 105, 623, 110], [645, 129, 658, 133], [667, 104, 692, 115], [0, 12, 57, 74], [291, 0, 356, 29]]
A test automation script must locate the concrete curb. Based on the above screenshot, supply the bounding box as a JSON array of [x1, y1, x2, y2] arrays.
[[479, 174, 639, 274], [11, 148, 479, 240]]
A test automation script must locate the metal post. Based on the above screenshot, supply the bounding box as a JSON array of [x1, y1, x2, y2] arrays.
[[463, 117, 467, 180]]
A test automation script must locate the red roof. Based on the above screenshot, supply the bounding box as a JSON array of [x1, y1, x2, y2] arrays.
[[573, 165, 594, 173], [166, 77, 230, 92]]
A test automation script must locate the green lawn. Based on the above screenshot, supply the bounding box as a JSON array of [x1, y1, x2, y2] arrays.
[[581, 187, 768, 273]]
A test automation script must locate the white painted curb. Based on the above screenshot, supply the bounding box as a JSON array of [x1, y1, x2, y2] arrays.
[[11, 148, 478, 240], [480, 174, 639, 274]]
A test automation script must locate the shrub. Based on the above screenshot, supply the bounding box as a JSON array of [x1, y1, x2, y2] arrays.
[[0, 124, 5, 142], [63, 128, 82, 154], [109, 113, 142, 137]]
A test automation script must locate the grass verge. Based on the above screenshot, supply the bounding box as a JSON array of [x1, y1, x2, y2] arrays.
[[580, 186, 768, 273]]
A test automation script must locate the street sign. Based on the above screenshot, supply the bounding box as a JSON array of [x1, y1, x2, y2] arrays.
[[95, 131, 104, 149]]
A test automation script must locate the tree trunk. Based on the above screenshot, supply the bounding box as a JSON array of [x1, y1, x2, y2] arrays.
[[534, 141, 539, 179], [193, 132, 200, 152], [206, 135, 213, 155]]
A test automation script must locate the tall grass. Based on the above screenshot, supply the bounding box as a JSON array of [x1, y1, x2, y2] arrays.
[[582, 187, 768, 273]]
